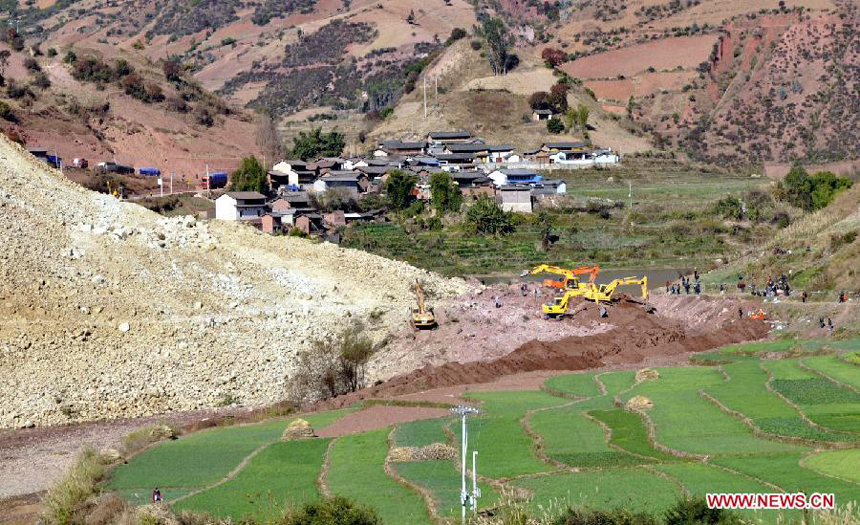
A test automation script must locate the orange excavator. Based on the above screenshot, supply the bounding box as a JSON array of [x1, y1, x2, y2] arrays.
[[522, 264, 601, 291]]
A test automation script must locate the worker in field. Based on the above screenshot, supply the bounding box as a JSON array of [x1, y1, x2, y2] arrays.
[[738, 308, 743, 319], [802, 291, 808, 303], [694, 280, 701, 295], [665, 280, 671, 293], [152, 488, 163, 502], [683, 278, 691, 295], [827, 317, 833, 332]]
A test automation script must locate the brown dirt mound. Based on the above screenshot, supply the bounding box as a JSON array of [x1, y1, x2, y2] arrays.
[[635, 368, 660, 382], [389, 443, 457, 462], [323, 301, 769, 408], [627, 396, 654, 410]]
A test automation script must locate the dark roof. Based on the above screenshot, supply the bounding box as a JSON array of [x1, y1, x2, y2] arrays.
[[523, 148, 541, 155], [500, 168, 540, 176], [436, 153, 476, 161], [544, 141, 586, 149], [446, 144, 487, 153], [379, 140, 424, 150], [225, 191, 267, 200], [500, 184, 532, 191], [452, 171, 487, 180], [357, 166, 390, 175], [428, 131, 471, 140], [322, 171, 363, 182], [276, 192, 311, 202], [279, 159, 307, 167]]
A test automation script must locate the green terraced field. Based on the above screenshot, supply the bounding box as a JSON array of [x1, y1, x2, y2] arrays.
[[173, 438, 330, 521], [543, 371, 602, 398], [108, 350, 860, 523], [621, 367, 800, 455], [804, 450, 860, 483], [704, 361, 852, 443], [108, 409, 353, 493], [394, 460, 500, 517], [393, 417, 450, 447], [327, 429, 432, 525], [803, 356, 860, 390], [712, 452, 860, 504], [456, 391, 566, 479], [766, 360, 860, 433], [512, 468, 682, 515], [589, 409, 681, 461]]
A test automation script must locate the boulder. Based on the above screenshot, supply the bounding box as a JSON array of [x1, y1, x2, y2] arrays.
[[626, 395, 653, 410], [281, 418, 315, 441], [635, 368, 660, 382]]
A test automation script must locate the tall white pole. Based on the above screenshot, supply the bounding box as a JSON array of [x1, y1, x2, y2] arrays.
[[170, 172, 174, 195], [461, 412, 467, 523], [472, 451, 479, 511]]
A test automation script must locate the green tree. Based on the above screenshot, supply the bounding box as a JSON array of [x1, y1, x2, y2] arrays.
[[563, 107, 576, 133], [713, 196, 743, 220], [429, 172, 462, 213], [385, 170, 418, 210], [777, 166, 853, 212], [466, 195, 514, 236], [228, 155, 268, 194], [536, 211, 554, 250], [546, 117, 564, 134], [289, 128, 345, 161], [577, 103, 590, 131], [282, 496, 381, 525], [482, 17, 509, 75]]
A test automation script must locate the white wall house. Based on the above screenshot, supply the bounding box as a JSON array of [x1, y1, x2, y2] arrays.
[[498, 186, 533, 213], [215, 192, 268, 221]]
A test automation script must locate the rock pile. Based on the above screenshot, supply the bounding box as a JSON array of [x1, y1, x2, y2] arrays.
[[0, 136, 471, 428], [635, 368, 660, 382]]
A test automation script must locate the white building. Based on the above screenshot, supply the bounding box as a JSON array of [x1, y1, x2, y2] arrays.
[[215, 192, 268, 221]]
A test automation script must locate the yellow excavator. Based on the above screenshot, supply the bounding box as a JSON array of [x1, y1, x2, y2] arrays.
[[582, 276, 649, 304], [410, 280, 437, 329], [542, 276, 649, 318], [523, 264, 601, 291]]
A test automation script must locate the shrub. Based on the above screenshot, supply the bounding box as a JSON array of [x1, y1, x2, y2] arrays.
[[42, 447, 109, 524], [429, 172, 462, 213], [193, 105, 214, 126], [290, 323, 375, 402], [713, 196, 743, 220], [31, 71, 51, 90], [466, 195, 513, 235], [288, 227, 309, 238], [23, 58, 41, 72], [228, 155, 267, 193], [829, 230, 857, 252], [289, 127, 345, 161], [445, 27, 467, 46], [547, 116, 565, 133], [0, 101, 14, 121], [63, 50, 77, 64], [664, 496, 741, 525], [281, 496, 381, 525], [162, 59, 183, 82], [777, 166, 853, 212], [167, 96, 188, 112], [541, 47, 567, 67], [6, 79, 33, 100], [470, 39, 482, 50], [386, 170, 418, 210]]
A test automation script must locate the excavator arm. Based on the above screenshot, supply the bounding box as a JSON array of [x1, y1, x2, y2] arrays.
[[523, 264, 601, 290]]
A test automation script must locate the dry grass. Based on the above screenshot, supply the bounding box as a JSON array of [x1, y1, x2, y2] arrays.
[[42, 447, 109, 524]]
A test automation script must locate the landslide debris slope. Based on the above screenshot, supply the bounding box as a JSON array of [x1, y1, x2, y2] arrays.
[[0, 136, 470, 428]]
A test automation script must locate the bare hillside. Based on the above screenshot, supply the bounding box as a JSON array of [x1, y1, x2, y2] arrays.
[[0, 137, 470, 428]]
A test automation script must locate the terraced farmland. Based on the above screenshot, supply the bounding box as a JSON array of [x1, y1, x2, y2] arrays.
[[107, 340, 859, 523]]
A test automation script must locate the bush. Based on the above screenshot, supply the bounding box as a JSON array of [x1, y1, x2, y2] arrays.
[[23, 58, 41, 72], [547, 117, 565, 133], [47, 48, 58, 58], [0, 101, 14, 121], [42, 447, 110, 524], [466, 195, 514, 235], [193, 105, 214, 126], [31, 71, 51, 90], [162, 59, 183, 82], [289, 127, 345, 161], [777, 166, 853, 212], [228, 155, 267, 193], [281, 496, 381, 525], [830, 230, 857, 252], [713, 196, 743, 220], [470, 39, 482, 50], [385, 170, 418, 210], [664, 496, 741, 525], [445, 27, 467, 46], [290, 323, 375, 402], [429, 172, 462, 213], [6, 79, 33, 100]]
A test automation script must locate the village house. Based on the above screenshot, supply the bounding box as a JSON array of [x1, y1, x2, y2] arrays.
[[427, 131, 472, 146], [497, 185, 533, 213], [270, 192, 314, 213], [261, 213, 284, 234], [487, 168, 543, 187], [374, 140, 424, 157], [312, 171, 367, 198], [269, 160, 317, 191], [452, 171, 495, 198], [532, 109, 553, 121], [436, 153, 476, 170], [215, 192, 268, 221]]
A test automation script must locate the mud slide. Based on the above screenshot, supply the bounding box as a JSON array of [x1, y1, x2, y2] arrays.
[[325, 300, 769, 407]]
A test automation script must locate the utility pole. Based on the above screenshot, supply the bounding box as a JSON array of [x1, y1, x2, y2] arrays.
[[452, 405, 481, 523], [170, 172, 174, 195], [472, 451, 480, 511]]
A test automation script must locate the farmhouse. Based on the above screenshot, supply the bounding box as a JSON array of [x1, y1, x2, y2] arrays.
[[498, 185, 533, 213], [215, 192, 268, 221], [269, 160, 317, 190], [532, 109, 553, 121], [312, 171, 367, 198], [488, 168, 543, 187], [427, 131, 472, 145], [375, 141, 424, 156]]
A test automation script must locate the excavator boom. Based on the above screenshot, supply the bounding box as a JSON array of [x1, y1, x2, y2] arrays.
[[524, 264, 601, 290], [411, 280, 437, 329]]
